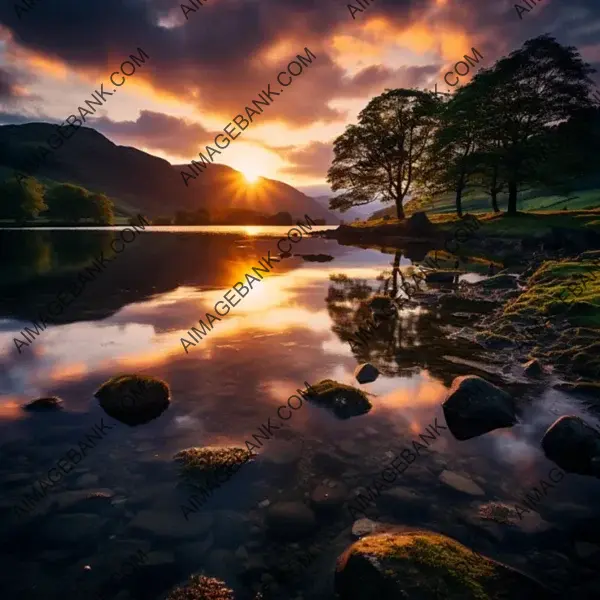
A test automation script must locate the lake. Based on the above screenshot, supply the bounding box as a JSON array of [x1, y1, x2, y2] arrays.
[[0, 227, 598, 599]]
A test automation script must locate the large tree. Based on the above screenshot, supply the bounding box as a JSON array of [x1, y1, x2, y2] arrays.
[[471, 35, 596, 215], [417, 84, 484, 217], [0, 177, 46, 222], [327, 89, 441, 220]]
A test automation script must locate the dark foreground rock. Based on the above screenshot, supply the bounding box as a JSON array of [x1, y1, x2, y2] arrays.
[[523, 358, 545, 378], [95, 374, 170, 426], [335, 531, 556, 599], [354, 363, 379, 384], [303, 379, 372, 419], [22, 396, 64, 412], [165, 574, 234, 599], [442, 375, 516, 440], [542, 416, 600, 477]]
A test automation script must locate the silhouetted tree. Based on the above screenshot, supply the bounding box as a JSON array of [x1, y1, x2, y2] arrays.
[[327, 89, 441, 220]]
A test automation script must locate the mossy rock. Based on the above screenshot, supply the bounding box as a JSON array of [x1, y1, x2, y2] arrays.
[[174, 446, 252, 487], [23, 396, 64, 412], [303, 379, 372, 419], [95, 374, 170, 426], [165, 574, 234, 599], [335, 531, 555, 599]]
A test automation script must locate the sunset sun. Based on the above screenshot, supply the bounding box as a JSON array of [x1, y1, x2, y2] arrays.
[[242, 169, 260, 184]]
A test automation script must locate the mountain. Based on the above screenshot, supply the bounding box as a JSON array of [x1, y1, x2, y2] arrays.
[[311, 193, 389, 222], [0, 123, 339, 222]]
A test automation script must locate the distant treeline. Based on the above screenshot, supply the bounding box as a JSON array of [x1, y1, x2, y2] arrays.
[[157, 208, 327, 226]]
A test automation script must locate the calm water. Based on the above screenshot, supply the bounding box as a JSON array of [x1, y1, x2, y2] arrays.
[[1, 227, 599, 599]]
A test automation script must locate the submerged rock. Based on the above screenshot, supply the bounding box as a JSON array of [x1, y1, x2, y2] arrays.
[[303, 379, 372, 419], [442, 375, 516, 441], [354, 363, 379, 384], [266, 501, 316, 540], [23, 396, 64, 412], [174, 446, 252, 488], [165, 574, 234, 600], [95, 374, 170, 426], [335, 531, 554, 599], [523, 358, 545, 378], [439, 470, 485, 496], [542, 416, 600, 477], [310, 480, 349, 513]]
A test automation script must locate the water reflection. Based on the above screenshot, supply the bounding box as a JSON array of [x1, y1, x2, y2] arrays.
[[0, 230, 599, 599]]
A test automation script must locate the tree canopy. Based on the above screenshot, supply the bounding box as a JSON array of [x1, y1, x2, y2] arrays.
[[327, 89, 441, 220], [328, 35, 600, 218]]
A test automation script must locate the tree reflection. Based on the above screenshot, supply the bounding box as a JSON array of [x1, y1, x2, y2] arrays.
[[325, 250, 486, 386]]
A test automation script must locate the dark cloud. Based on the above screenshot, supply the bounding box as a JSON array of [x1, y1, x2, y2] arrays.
[[1, 0, 599, 130], [92, 110, 211, 157]]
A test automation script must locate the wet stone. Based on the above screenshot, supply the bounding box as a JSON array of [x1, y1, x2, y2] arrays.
[[266, 501, 317, 540]]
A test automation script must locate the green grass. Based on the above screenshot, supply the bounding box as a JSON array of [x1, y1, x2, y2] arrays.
[[505, 259, 600, 326]]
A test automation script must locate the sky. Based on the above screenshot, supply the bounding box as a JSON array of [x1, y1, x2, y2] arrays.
[[1, 0, 600, 195]]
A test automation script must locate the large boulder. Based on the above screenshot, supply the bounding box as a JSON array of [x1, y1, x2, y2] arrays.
[[354, 363, 379, 384], [442, 376, 517, 440], [303, 379, 372, 420], [542, 416, 600, 477], [95, 374, 170, 426], [23, 396, 64, 412], [335, 531, 554, 599]]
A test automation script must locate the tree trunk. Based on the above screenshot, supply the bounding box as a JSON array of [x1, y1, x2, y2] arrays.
[[507, 181, 518, 215], [456, 188, 463, 218], [395, 196, 405, 220], [491, 190, 500, 213]]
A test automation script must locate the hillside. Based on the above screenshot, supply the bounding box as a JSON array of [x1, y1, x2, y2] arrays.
[[0, 123, 339, 222], [368, 186, 600, 220]]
